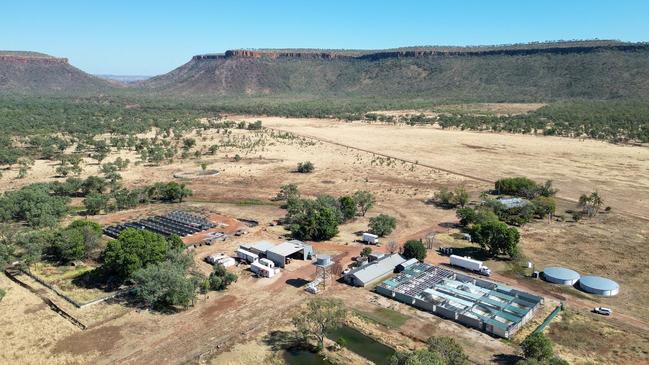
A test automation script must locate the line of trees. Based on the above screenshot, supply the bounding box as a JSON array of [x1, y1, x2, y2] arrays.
[[279, 185, 375, 241]]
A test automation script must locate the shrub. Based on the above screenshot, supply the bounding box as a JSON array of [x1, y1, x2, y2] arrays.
[[297, 161, 314, 173], [360, 247, 372, 257], [208, 264, 238, 291]]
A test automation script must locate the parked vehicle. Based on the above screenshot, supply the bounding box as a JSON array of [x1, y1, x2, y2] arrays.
[[362, 232, 379, 245], [593, 307, 612, 316], [449, 255, 491, 276]]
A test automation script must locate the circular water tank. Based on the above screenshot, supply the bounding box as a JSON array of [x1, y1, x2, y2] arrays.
[[579, 275, 619, 296], [316, 255, 331, 267], [542, 267, 581, 285]]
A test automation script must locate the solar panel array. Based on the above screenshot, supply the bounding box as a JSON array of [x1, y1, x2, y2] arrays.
[[387, 264, 455, 297], [103, 211, 215, 238]]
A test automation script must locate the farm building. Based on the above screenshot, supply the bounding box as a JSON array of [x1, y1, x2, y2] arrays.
[[376, 262, 543, 338], [496, 197, 529, 209], [266, 240, 314, 268], [344, 254, 406, 287], [240, 241, 277, 256], [396, 258, 419, 272]]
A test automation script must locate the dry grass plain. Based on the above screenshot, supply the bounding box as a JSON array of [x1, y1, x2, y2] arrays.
[[2, 109, 649, 364], [250, 115, 649, 218]]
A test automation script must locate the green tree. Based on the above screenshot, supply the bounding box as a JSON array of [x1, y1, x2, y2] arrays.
[[132, 256, 202, 310], [360, 247, 372, 257], [521, 333, 554, 362], [452, 186, 470, 208], [470, 220, 520, 257], [275, 183, 300, 201], [102, 228, 171, 280], [495, 177, 539, 198], [353, 190, 375, 216], [81, 175, 108, 196], [338, 196, 357, 221], [62, 220, 103, 260], [404, 350, 443, 365], [402, 240, 427, 261], [532, 196, 556, 219], [426, 336, 468, 365], [369, 214, 397, 237], [0, 184, 69, 227], [182, 138, 196, 150], [292, 298, 347, 351], [51, 228, 86, 264], [433, 188, 456, 208], [297, 161, 315, 173], [287, 198, 339, 241], [153, 182, 192, 203], [208, 264, 238, 290], [83, 192, 108, 215], [91, 140, 111, 165], [167, 234, 185, 251], [456, 207, 477, 227], [578, 191, 603, 217]]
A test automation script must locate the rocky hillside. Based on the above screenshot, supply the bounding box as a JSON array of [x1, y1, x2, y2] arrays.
[[138, 41, 649, 101], [0, 51, 115, 94]]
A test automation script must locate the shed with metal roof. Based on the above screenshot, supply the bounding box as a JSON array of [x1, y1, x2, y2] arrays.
[[344, 254, 406, 287]]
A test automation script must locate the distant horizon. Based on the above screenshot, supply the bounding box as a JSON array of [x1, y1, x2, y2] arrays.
[[2, 0, 648, 75]]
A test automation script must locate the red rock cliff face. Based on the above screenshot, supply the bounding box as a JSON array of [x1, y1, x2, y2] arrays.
[[0, 55, 69, 64]]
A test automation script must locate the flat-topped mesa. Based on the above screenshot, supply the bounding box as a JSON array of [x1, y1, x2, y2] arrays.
[[0, 54, 69, 64], [223, 50, 353, 59], [189, 41, 649, 62]]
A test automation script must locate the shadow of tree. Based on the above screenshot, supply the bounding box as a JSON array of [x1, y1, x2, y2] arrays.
[[492, 353, 523, 364], [263, 330, 301, 351]]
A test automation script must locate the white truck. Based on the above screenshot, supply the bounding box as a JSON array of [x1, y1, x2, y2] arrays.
[[449, 255, 491, 276], [362, 232, 379, 245]]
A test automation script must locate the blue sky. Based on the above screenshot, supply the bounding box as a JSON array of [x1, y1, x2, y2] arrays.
[[1, 0, 648, 75]]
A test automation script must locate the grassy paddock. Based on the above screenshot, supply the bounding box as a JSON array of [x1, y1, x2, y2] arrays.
[[353, 307, 409, 329]]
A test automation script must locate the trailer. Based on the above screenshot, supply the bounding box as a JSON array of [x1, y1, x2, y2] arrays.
[[259, 258, 275, 268], [205, 253, 236, 268], [251, 261, 276, 278], [362, 232, 379, 245], [236, 248, 259, 264], [450, 255, 491, 276]]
